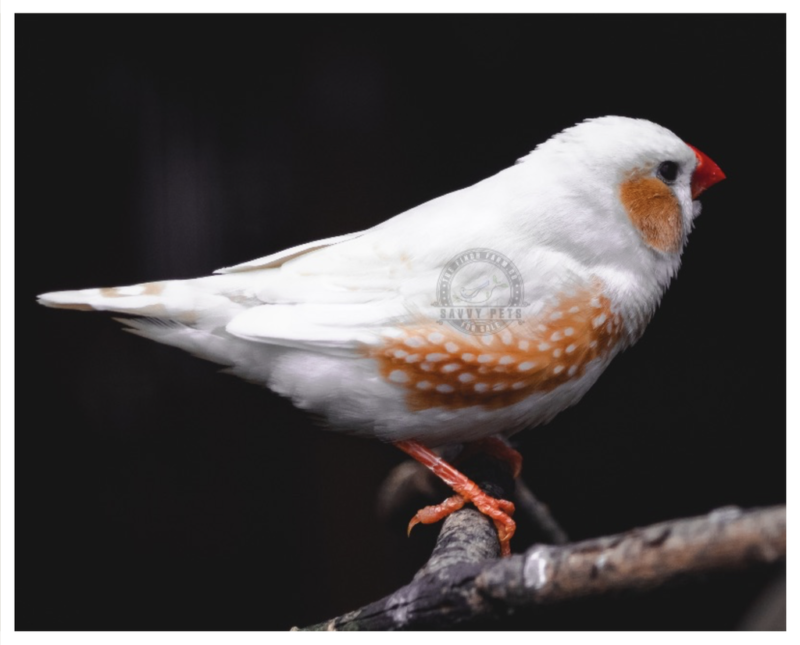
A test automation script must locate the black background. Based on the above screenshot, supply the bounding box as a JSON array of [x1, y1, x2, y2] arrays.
[[17, 14, 785, 630]]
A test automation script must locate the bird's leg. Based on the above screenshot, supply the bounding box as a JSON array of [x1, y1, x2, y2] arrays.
[[394, 439, 516, 556]]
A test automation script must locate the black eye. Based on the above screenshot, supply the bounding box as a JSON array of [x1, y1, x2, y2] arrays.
[[657, 161, 679, 183]]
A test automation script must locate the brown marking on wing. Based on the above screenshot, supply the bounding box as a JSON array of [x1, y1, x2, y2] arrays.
[[370, 288, 623, 411], [620, 176, 682, 253], [100, 282, 164, 297], [142, 282, 165, 295]]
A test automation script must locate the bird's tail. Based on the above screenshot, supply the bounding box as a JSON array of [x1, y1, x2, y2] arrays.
[[37, 277, 277, 380], [37, 277, 244, 327], [39, 281, 181, 317]]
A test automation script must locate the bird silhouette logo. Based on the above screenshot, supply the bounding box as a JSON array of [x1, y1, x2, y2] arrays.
[[455, 273, 509, 304]]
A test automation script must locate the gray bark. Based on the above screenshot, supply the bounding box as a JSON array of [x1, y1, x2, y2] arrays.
[[297, 504, 786, 631]]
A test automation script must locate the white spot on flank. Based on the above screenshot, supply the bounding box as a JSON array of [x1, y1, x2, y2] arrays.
[[589, 340, 598, 349], [568, 365, 578, 376], [566, 344, 577, 354], [117, 285, 144, 296], [564, 327, 574, 337], [593, 314, 607, 328], [474, 383, 489, 393], [569, 306, 580, 314], [499, 356, 514, 365], [461, 353, 476, 362], [405, 354, 421, 363], [481, 335, 494, 346], [426, 353, 447, 362], [590, 297, 601, 309], [436, 384, 455, 393], [393, 349, 408, 359], [518, 340, 530, 351], [458, 372, 475, 383], [477, 354, 494, 363], [427, 332, 444, 344], [445, 342, 459, 353], [421, 363, 433, 371], [511, 381, 526, 390], [493, 383, 507, 391], [549, 311, 563, 320], [553, 365, 564, 374], [553, 348, 562, 358], [500, 330, 513, 345], [389, 370, 409, 383], [538, 342, 551, 351], [518, 361, 536, 371], [550, 331, 563, 342], [442, 363, 461, 373], [404, 337, 423, 348], [417, 381, 432, 390]]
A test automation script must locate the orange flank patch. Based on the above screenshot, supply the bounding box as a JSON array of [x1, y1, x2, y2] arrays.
[[620, 175, 682, 253], [370, 289, 623, 411]]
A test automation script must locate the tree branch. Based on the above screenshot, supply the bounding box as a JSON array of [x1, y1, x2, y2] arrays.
[[297, 504, 785, 630]]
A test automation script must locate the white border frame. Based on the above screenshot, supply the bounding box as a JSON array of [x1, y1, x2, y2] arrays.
[[1, 1, 792, 642]]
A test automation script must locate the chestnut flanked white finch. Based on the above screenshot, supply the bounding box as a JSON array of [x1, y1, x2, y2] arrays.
[[38, 116, 726, 555]]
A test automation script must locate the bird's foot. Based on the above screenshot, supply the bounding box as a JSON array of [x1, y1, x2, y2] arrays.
[[407, 490, 516, 556], [395, 439, 517, 556]]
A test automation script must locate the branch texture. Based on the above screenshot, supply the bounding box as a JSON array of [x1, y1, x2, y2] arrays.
[[298, 504, 785, 630]]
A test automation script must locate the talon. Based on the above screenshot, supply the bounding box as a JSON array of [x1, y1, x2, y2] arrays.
[[407, 494, 466, 536], [497, 499, 516, 514]]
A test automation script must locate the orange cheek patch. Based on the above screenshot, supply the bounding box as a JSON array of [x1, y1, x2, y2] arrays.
[[370, 290, 623, 411], [620, 176, 682, 253]]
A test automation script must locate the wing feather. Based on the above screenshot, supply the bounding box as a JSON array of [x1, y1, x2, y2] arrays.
[[213, 231, 366, 274]]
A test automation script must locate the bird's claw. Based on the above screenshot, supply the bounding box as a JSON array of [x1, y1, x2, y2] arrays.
[[407, 494, 466, 536], [407, 491, 516, 556]]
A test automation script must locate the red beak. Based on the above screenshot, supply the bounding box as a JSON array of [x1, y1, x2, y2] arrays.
[[686, 143, 726, 199]]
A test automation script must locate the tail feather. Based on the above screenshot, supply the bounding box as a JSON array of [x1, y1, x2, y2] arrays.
[[116, 317, 234, 365], [37, 279, 243, 324], [115, 316, 279, 385], [39, 282, 171, 314]]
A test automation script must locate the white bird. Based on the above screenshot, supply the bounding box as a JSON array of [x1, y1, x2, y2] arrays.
[[38, 116, 725, 555]]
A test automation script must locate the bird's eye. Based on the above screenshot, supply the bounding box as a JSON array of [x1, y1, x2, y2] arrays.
[[657, 161, 679, 183]]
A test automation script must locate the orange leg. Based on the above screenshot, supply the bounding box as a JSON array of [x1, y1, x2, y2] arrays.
[[395, 439, 517, 556]]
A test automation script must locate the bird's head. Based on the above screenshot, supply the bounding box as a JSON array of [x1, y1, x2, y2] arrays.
[[527, 116, 725, 258]]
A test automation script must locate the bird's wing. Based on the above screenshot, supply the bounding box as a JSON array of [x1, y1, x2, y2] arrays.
[[213, 231, 367, 274], [222, 235, 438, 354], [219, 167, 591, 354]]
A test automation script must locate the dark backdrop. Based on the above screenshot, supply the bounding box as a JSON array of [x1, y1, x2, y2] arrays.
[[16, 14, 785, 630]]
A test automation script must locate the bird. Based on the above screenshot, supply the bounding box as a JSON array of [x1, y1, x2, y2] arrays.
[[38, 116, 725, 556]]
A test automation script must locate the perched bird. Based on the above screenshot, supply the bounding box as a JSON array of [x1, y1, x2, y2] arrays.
[[38, 116, 725, 555]]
